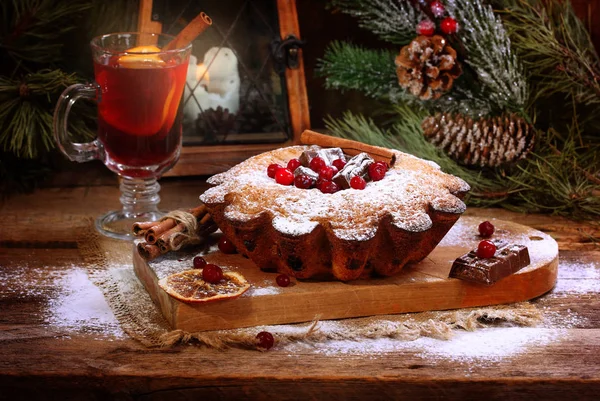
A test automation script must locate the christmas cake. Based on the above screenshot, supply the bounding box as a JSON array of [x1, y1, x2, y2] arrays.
[[199, 145, 470, 281]]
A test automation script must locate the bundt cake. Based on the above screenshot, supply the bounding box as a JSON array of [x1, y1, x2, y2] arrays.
[[199, 144, 470, 281]]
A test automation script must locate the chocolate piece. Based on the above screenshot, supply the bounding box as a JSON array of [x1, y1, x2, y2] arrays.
[[449, 239, 531, 285], [332, 152, 374, 189], [293, 166, 319, 181], [299, 147, 345, 168]]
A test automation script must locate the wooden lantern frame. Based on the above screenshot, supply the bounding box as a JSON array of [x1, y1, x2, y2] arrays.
[[138, 0, 310, 176]]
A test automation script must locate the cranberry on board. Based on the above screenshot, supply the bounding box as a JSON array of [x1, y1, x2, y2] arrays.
[[275, 168, 294, 186], [476, 240, 497, 259], [202, 264, 224, 284], [267, 163, 282, 178], [276, 274, 291, 287], [193, 256, 207, 269], [478, 221, 495, 238], [218, 236, 237, 254], [256, 331, 275, 350]]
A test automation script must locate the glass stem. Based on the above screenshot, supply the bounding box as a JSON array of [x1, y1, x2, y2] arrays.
[[119, 177, 161, 218]]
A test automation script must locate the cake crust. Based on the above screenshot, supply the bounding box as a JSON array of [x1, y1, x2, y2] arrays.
[[200, 145, 470, 281]]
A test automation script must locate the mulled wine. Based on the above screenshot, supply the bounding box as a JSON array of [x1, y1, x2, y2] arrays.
[[94, 55, 188, 177]]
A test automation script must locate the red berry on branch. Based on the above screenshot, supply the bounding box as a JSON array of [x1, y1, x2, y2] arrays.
[[218, 236, 237, 254], [287, 158, 302, 172], [294, 174, 314, 189], [416, 19, 435, 36], [275, 168, 294, 185], [478, 221, 495, 238], [276, 274, 291, 287], [202, 264, 224, 284], [332, 158, 347, 171], [193, 256, 207, 269], [476, 240, 496, 259], [430, 0, 445, 18], [318, 165, 338, 181], [267, 163, 282, 178], [350, 175, 367, 190], [256, 331, 275, 350], [440, 17, 458, 34], [309, 156, 327, 173]]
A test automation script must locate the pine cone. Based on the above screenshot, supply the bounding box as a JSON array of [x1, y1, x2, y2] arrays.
[[395, 35, 462, 100], [422, 113, 535, 168], [195, 106, 237, 144]]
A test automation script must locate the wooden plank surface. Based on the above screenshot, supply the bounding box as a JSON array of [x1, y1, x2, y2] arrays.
[[1, 180, 599, 400], [134, 217, 558, 332]]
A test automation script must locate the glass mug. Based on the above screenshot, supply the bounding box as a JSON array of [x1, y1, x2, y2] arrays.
[[54, 32, 191, 240]]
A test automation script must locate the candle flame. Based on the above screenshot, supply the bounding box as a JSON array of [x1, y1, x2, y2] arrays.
[[196, 63, 210, 83]]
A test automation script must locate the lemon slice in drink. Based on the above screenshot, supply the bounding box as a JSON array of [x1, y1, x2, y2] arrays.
[[118, 45, 166, 68], [159, 269, 251, 303]]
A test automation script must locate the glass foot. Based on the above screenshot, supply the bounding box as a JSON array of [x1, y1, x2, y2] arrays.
[[95, 210, 164, 241]]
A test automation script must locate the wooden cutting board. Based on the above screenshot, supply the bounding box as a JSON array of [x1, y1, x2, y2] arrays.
[[133, 216, 558, 332]]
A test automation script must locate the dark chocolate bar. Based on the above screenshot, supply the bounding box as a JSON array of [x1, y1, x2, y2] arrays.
[[332, 152, 374, 189], [448, 239, 531, 285]]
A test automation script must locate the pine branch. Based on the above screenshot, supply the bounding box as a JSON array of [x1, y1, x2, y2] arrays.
[[446, 0, 528, 111], [317, 41, 402, 99], [0, 69, 94, 159], [329, 0, 425, 45], [496, 0, 600, 108]]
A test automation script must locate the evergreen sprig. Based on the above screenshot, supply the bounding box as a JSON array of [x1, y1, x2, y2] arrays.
[[446, 0, 528, 111], [329, 0, 424, 45]]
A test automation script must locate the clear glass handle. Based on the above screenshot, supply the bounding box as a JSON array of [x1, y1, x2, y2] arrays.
[[53, 83, 102, 162]]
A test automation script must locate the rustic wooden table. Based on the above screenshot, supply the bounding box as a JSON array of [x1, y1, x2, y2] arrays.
[[1, 177, 599, 400]]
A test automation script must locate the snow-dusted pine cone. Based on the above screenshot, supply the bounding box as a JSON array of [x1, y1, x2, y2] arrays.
[[395, 35, 462, 100], [422, 113, 535, 168]]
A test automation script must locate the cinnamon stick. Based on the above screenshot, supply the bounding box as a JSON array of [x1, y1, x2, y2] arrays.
[[300, 130, 396, 167], [137, 242, 163, 261], [145, 219, 177, 244], [132, 221, 158, 236], [163, 12, 212, 51]]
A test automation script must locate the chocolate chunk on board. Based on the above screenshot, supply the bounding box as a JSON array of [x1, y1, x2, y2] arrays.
[[449, 239, 531, 286]]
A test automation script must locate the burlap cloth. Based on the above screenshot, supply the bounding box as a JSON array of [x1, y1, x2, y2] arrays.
[[78, 221, 542, 350]]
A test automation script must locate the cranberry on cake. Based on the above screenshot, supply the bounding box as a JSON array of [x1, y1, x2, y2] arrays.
[[200, 145, 470, 281]]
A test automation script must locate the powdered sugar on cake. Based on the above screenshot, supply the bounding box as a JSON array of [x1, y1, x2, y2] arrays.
[[200, 146, 469, 241]]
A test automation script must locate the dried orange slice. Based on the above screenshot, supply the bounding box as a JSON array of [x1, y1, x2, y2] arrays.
[[158, 269, 250, 303]]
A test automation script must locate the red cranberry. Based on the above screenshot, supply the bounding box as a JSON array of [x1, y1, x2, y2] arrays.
[[276, 274, 291, 287], [318, 165, 338, 181], [478, 221, 495, 238], [350, 176, 367, 190], [202, 264, 224, 283], [416, 19, 435, 36], [218, 236, 237, 254], [440, 17, 458, 34], [275, 168, 294, 186], [309, 156, 327, 173], [319, 180, 340, 194], [332, 158, 347, 171], [368, 162, 387, 181], [287, 158, 301, 172], [193, 256, 207, 269], [477, 240, 497, 259], [256, 331, 274, 350], [267, 163, 282, 178], [294, 174, 314, 189]]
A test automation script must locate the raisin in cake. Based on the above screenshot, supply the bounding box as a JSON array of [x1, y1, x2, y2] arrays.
[[200, 145, 470, 281]]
